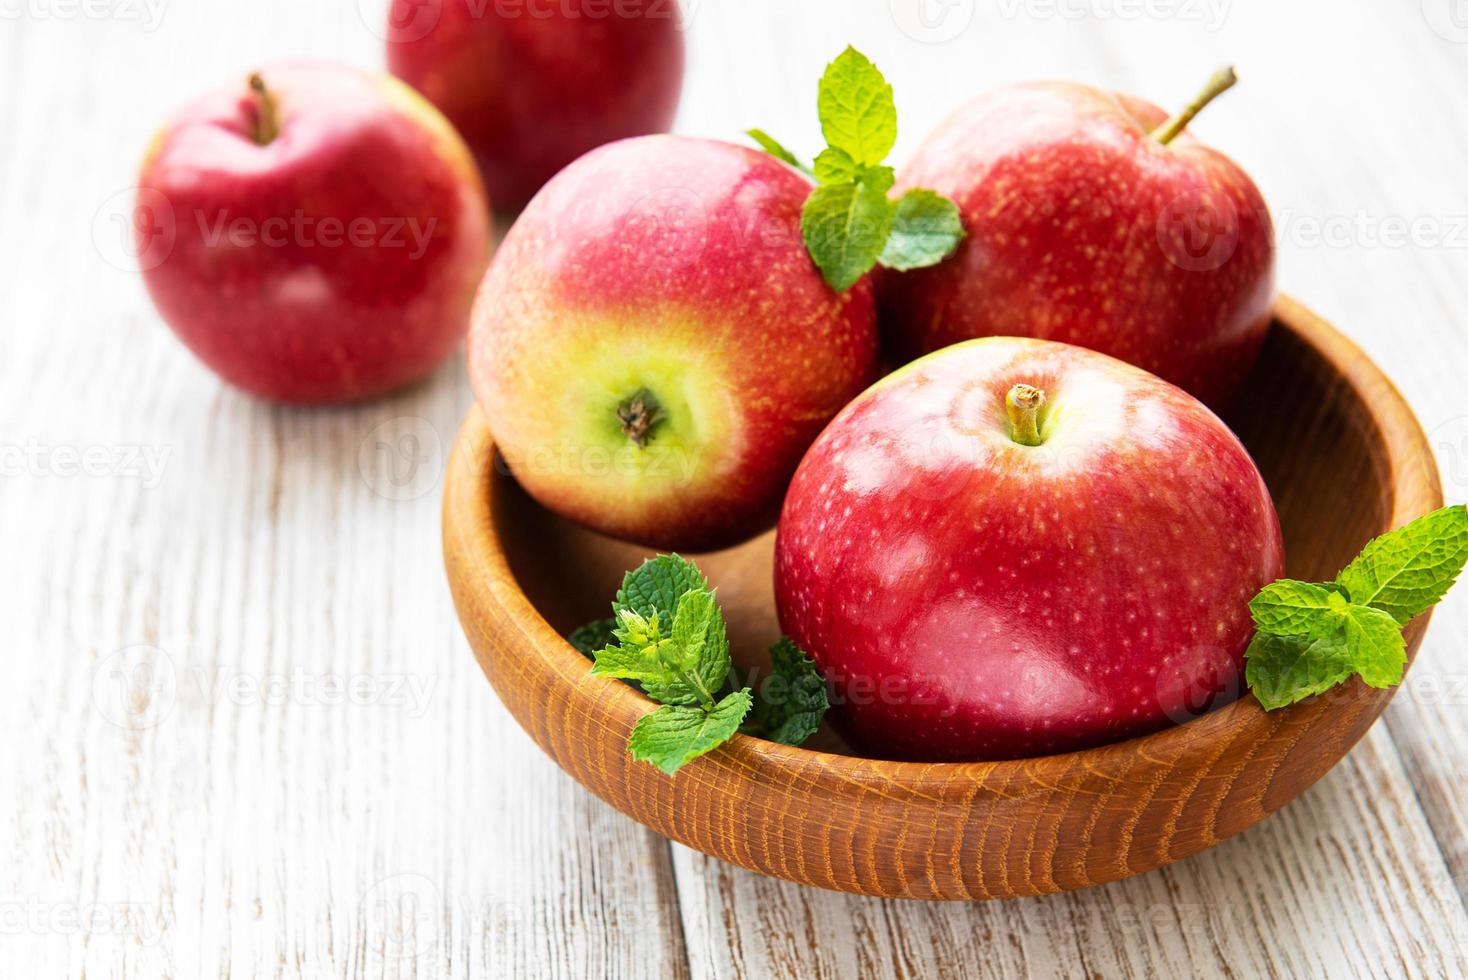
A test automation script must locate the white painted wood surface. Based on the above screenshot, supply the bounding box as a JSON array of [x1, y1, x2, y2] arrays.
[[3, 0, 1467, 975]]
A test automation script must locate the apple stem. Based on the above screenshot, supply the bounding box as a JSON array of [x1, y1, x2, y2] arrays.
[[1005, 384, 1047, 447], [616, 389, 664, 449], [248, 72, 280, 146], [1150, 66, 1237, 146]]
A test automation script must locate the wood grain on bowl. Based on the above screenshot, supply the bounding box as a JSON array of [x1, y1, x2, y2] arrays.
[[442, 296, 1442, 900]]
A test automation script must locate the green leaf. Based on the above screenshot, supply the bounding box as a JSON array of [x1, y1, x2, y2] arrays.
[[856, 164, 895, 195], [746, 128, 809, 173], [668, 587, 732, 701], [615, 554, 710, 622], [878, 189, 965, 271], [813, 147, 857, 184], [590, 614, 702, 707], [801, 179, 894, 292], [1248, 580, 1345, 636], [1339, 603, 1407, 688], [749, 637, 829, 746], [1336, 506, 1468, 624], [816, 46, 897, 166], [1245, 630, 1354, 711], [567, 618, 616, 657], [628, 688, 754, 775]]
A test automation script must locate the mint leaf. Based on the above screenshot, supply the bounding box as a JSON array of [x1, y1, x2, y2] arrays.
[[878, 189, 965, 271], [596, 555, 734, 713], [748, 637, 829, 746], [755, 46, 964, 294], [590, 555, 826, 772], [813, 147, 856, 184], [1245, 630, 1353, 711], [667, 587, 731, 702], [567, 618, 616, 657], [817, 46, 896, 166], [615, 555, 710, 623], [802, 179, 893, 292], [1248, 580, 1345, 636], [1339, 603, 1407, 688], [746, 128, 809, 173], [1336, 505, 1468, 624], [592, 608, 701, 706], [1245, 601, 1406, 711], [628, 688, 754, 775], [1243, 507, 1468, 710]]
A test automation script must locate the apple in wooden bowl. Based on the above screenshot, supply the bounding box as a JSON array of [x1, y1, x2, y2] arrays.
[[442, 297, 1443, 900]]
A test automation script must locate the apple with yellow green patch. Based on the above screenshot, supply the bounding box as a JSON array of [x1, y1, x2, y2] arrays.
[[468, 135, 879, 550]]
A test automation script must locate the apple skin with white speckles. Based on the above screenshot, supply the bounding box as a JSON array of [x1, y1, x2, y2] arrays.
[[385, 0, 684, 213], [138, 64, 491, 403], [469, 136, 879, 551], [878, 82, 1274, 409], [774, 338, 1284, 761]]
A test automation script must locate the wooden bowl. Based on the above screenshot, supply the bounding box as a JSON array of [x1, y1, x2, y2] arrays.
[[442, 296, 1442, 900]]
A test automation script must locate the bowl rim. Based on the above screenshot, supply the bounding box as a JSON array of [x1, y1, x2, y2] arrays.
[[442, 294, 1443, 897]]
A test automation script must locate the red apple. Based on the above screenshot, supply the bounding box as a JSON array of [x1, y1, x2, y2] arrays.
[[774, 337, 1284, 761], [468, 135, 878, 551], [386, 0, 685, 213], [138, 64, 491, 403], [878, 70, 1274, 408]]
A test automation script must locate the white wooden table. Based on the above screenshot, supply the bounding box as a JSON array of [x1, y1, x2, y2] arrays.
[[4, 0, 1468, 975]]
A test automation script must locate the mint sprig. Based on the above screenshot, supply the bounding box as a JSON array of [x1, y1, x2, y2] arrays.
[[1246, 505, 1468, 710], [629, 690, 755, 775], [750, 46, 965, 292], [575, 555, 828, 774], [743, 637, 830, 746], [567, 618, 616, 656]]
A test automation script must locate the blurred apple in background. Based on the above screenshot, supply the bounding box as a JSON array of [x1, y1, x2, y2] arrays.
[[469, 135, 878, 551], [878, 69, 1274, 409], [386, 0, 685, 213], [138, 63, 491, 403], [775, 337, 1285, 761]]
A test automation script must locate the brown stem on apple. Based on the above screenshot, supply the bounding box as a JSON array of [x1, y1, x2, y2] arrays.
[[617, 389, 665, 449], [1150, 66, 1238, 146], [1005, 384, 1047, 447], [248, 73, 280, 146]]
